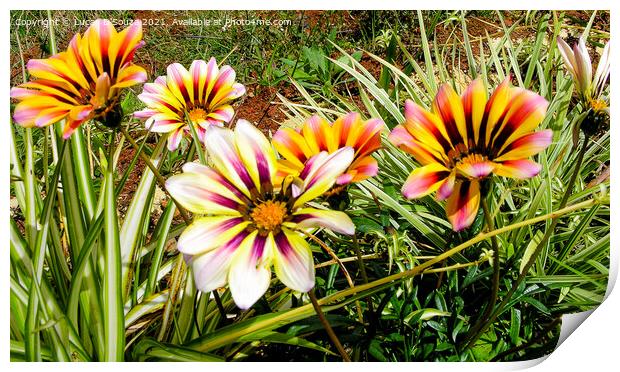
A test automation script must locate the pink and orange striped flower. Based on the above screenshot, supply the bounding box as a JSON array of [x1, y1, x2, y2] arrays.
[[273, 112, 384, 187], [388, 78, 551, 231], [135, 58, 245, 151], [166, 120, 355, 309], [10, 19, 147, 138]]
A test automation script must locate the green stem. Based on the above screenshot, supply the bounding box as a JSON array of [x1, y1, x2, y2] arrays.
[[185, 114, 207, 165], [119, 126, 191, 223], [464, 192, 501, 343], [463, 135, 591, 350], [308, 289, 351, 362]]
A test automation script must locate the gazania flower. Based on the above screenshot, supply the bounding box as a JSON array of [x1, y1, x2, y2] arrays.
[[273, 112, 383, 187], [166, 120, 355, 309], [135, 58, 245, 151], [388, 78, 550, 231], [557, 36, 610, 112], [10, 19, 147, 138]]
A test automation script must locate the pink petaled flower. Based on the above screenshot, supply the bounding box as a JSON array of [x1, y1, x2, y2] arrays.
[[135, 58, 245, 151], [10, 19, 147, 138], [388, 78, 550, 231], [166, 120, 355, 309], [273, 112, 384, 187]]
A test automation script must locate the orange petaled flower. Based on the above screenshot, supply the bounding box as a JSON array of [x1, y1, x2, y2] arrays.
[[10, 19, 147, 138], [388, 78, 551, 231], [134, 58, 245, 151], [273, 112, 384, 187]]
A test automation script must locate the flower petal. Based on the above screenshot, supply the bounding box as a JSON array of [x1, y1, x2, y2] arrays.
[[165, 167, 244, 215], [190, 230, 249, 292], [273, 127, 313, 169], [388, 124, 444, 166], [294, 147, 354, 207], [437, 171, 456, 201], [494, 129, 553, 162], [491, 89, 548, 152], [204, 125, 255, 197], [455, 160, 496, 179], [494, 159, 542, 179], [446, 180, 480, 232], [461, 78, 488, 145], [234, 119, 277, 191], [228, 231, 274, 309], [178, 216, 249, 255], [432, 83, 468, 148], [273, 229, 315, 293], [402, 163, 450, 199], [290, 208, 355, 235]]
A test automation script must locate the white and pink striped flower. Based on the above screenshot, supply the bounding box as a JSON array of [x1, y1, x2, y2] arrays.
[[166, 120, 355, 309], [135, 58, 245, 151]]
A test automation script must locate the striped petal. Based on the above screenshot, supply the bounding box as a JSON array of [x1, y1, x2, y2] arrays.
[[455, 159, 496, 179], [229, 231, 274, 309], [234, 119, 277, 191], [462, 78, 488, 144], [166, 63, 194, 107], [481, 78, 512, 147], [290, 208, 355, 235], [432, 84, 468, 148], [273, 229, 315, 293], [177, 216, 249, 255], [446, 180, 480, 232], [348, 156, 378, 183], [167, 127, 185, 151], [437, 171, 456, 201], [494, 159, 542, 179], [145, 113, 183, 133], [404, 99, 452, 156], [491, 89, 548, 152], [388, 125, 443, 166], [182, 162, 248, 202], [301, 115, 332, 153], [495, 129, 553, 162], [402, 163, 451, 199], [190, 231, 248, 293], [294, 147, 354, 207], [273, 127, 313, 168], [204, 125, 255, 197], [165, 166, 244, 215]]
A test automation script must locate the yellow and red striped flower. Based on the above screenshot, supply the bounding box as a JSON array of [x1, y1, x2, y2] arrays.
[[388, 78, 550, 231], [166, 120, 355, 309], [135, 58, 245, 151], [273, 112, 383, 187], [10, 19, 147, 138]]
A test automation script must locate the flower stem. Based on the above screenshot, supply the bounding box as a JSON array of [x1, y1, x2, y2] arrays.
[[352, 232, 369, 284], [463, 135, 591, 350], [185, 114, 207, 165], [119, 125, 191, 224], [298, 229, 364, 323], [308, 289, 351, 362], [464, 193, 501, 343]]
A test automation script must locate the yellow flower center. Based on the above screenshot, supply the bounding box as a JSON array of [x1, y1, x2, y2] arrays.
[[250, 201, 288, 231], [589, 98, 608, 112], [188, 107, 208, 122]]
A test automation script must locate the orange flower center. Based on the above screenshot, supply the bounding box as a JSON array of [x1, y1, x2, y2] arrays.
[[188, 107, 208, 122], [589, 98, 608, 112], [250, 200, 288, 232]]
